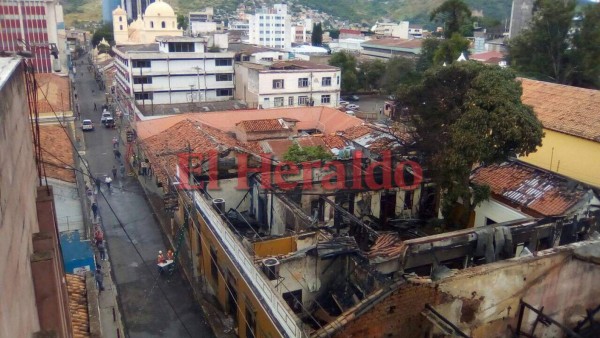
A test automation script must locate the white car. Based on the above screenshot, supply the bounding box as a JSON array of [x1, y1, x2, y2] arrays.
[[81, 119, 94, 131], [101, 111, 112, 124], [339, 100, 349, 106], [346, 104, 360, 110]]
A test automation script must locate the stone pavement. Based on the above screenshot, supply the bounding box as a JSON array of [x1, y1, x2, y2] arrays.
[[74, 53, 214, 338]]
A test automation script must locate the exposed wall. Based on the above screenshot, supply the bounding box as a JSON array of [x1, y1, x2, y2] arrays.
[[473, 198, 529, 227], [329, 241, 600, 338], [519, 128, 600, 188], [0, 60, 42, 338]]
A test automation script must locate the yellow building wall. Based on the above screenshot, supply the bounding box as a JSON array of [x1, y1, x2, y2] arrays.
[[520, 129, 600, 188], [254, 237, 297, 258], [196, 216, 282, 338]]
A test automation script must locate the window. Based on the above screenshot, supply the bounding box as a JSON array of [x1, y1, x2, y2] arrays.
[[298, 78, 309, 88], [161, 21, 166, 28], [288, 96, 294, 106], [337, 75, 340, 85], [210, 247, 218, 282], [215, 58, 232, 66], [321, 95, 331, 104], [298, 96, 309, 105], [119, 25, 123, 30], [150, 21, 154, 28], [216, 74, 233, 81], [274, 97, 284, 107], [119, 16, 122, 22], [322, 77, 332, 86], [245, 305, 257, 338], [134, 92, 153, 100], [132, 60, 151, 68], [216, 89, 232, 96], [168, 42, 194, 52], [133, 76, 152, 84], [272, 79, 284, 89]]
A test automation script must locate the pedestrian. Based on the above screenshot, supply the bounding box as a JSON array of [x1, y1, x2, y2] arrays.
[[95, 268, 104, 292], [167, 249, 174, 261], [95, 177, 101, 194], [157, 250, 166, 264], [112, 136, 118, 149], [94, 102, 97, 111], [98, 240, 107, 260], [94, 226, 104, 246], [119, 163, 125, 178], [105, 176, 112, 190], [112, 166, 117, 180], [114, 149, 121, 161], [91, 202, 98, 220]]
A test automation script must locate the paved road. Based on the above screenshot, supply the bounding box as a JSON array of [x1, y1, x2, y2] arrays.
[[74, 56, 214, 338]]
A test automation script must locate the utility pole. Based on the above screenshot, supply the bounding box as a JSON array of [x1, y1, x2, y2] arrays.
[[193, 66, 202, 103]]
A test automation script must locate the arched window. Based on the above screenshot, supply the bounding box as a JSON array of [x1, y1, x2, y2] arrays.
[[161, 21, 166, 28], [150, 21, 154, 28], [119, 16, 122, 22], [119, 25, 123, 30]]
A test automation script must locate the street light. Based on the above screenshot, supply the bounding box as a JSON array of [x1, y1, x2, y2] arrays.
[[192, 66, 204, 103]]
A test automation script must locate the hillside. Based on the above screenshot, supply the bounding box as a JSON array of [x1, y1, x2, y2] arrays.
[[63, 0, 513, 28]]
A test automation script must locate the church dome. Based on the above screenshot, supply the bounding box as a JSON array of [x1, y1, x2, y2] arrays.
[[144, 0, 175, 17], [129, 17, 143, 30]]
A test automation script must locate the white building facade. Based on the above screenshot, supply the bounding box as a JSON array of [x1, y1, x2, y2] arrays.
[[113, 36, 235, 106], [234, 61, 341, 109], [248, 4, 291, 50]]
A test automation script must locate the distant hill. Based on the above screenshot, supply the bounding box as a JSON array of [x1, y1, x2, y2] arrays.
[[64, 0, 514, 28]]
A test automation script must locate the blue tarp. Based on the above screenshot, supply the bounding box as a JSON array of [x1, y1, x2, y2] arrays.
[[60, 230, 95, 275]]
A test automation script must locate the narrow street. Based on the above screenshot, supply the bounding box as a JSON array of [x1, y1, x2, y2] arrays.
[[74, 55, 215, 338]]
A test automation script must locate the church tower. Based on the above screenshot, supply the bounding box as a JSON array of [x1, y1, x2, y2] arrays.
[[113, 6, 128, 44]]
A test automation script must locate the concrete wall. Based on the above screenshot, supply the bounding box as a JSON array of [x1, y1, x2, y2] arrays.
[[519, 128, 600, 188], [0, 60, 42, 338], [473, 198, 529, 227]]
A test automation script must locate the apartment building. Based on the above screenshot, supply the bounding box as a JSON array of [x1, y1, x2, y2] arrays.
[[248, 4, 292, 50], [189, 7, 223, 35], [234, 60, 341, 109], [0, 0, 66, 73], [112, 35, 235, 106]]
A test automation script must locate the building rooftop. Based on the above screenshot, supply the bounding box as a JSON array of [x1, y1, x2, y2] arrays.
[[114, 44, 160, 53], [520, 78, 600, 142], [155, 36, 208, 43], [236, 118, 288, 132], [36, 73, 71, 113], [471, 161, 589, 217], [469, 50, 505, 62], [39, 125, 76, 183], [268, 60, 338, 70], [66, 274, 90, 338], [361, 38, 423, 50]]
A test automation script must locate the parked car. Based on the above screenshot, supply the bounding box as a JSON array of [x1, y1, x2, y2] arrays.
[[104, 117, 115, 128], [81, 119, 94, 131], [343, 95, 360, 102], [339, 100, 349, 106], [101, 111, 112, 124], [346, 104, 360, 110], [345, 110, 356, 116]]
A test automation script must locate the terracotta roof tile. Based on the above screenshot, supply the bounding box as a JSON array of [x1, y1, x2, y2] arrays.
[[236, 119, 286, 132], [341, 125, 372, 140], [40, 125, 76, 183], [520, 78, 600, 141], [321, 134, 348, 150], [367, 233, 406, 260], [66, 274, 89, 338], [296, 136, 327, 149], [35, 73, 71, 113], [471, 161, 586, 217]]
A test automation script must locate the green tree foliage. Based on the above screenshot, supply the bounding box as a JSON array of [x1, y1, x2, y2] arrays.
[[312, 23, 323, 46], [283, 144, 333, 162], [381, 57, 420, 94], [430, 0, 472, 38], [92, 23, 113, 46], [417, 38, 443, 72], [397, 62, 543, 225], [508, 0, 577, 84], [358, 59, 386, 91], [328, 29, 340, 39], [570, 4, 600, 88], [329, 52, 359, 93], [433, 33, 471, 65], [177, 14, 189, 31]]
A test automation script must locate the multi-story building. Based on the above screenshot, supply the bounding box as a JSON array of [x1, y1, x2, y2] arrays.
[[248, 4, 292, 50], [372, 22, 410, 39], [113, 35, 235, 107], [112, 1, 182, 45], [360, 38, 422, 60], [189, 7, 221, 35], [0, 0, 66, 73], [234, 60, 341, 108]]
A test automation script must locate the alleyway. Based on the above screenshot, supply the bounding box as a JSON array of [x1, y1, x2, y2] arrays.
[[74, 55, 215, 338]]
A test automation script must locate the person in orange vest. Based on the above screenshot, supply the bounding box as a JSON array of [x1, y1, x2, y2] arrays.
[[157, 250, 166, 264], [167, 249, 174, 261]]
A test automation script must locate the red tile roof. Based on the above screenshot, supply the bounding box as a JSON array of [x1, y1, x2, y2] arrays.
[[321, 134, 348, 150], [471, 161, 587, 217], [520, 78, 600, 142], [237, 119, 286, 132], [40, 125, 76, 183], [36, 73, 71, 113], [469, 51, 505, 62]]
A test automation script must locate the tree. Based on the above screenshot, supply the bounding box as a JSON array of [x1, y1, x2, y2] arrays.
[[396, 62, 543, 225], [329, 52, 359, 93], [433, 33, 470, 65], [416, 38, 443, 72], [508, 0, 576, 84], [341, 70, 359, 93], [312, 23, 323, 46], [92, 23, 114, 47], [283, 144, 333, 162], [571, 4, 600, 88], [358, 59, 386, 91], [430, 0, 472, 38], [177, 14, 189, 31], [329, 29, 340, 39], [380, 57, 420, 94]]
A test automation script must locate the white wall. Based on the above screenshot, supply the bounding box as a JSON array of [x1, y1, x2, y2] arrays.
[[473, 199, 529, 227]]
